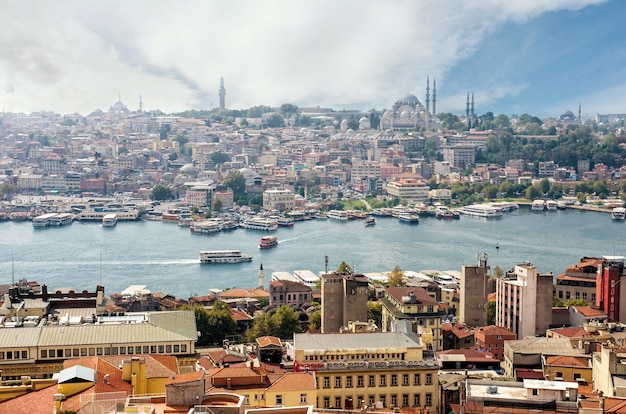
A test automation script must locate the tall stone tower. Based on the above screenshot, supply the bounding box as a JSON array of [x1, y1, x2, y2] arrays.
[[258, 263, 265, 289], [460, 253, 490, 327], [321, 272, 369, 333], [219, 77, 226, 111]]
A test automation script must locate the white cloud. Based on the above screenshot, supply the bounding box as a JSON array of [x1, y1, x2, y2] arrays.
[[0, 0, 609, 115]]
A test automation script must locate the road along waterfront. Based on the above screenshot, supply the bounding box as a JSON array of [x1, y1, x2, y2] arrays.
[[0, 207, 624, 299]]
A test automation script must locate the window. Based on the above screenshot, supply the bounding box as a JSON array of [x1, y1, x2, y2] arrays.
[[380, 396, 386, 408], [158, 345, 164, 353], [120, 346, 126, 355], [403, 374, 409, 386], [323, 397, 330, 408], [357, 396, 364, 408], [380, 375, 386, 386], [143, 346, 149, 353], [532, 389, 538, 396], [391, 395, 397, 407], [166, 345, 172, 353], [391, 374, 398, 386], [357, 375, 364, 387], [244, 395, 250, 405], [323, 377, 330, 388], [574, 373, 581, 380], [41, 350, 47, 358], [592, 293, 596, 302], [81, 348, 87, 356], [425, 373, 432, 385], [368, 396, 375, 406], [173, 345, 180, 352], [276, 395, 282, 405], [558, 290, 563, 299], [582, 292, 587, 301], [346, 376, 353, 388], [425, 393, 432, 406], [414, 373, 421, 385], [335, 397, 341, 408], [369, 375, 375, 387], [402, 394, 409, 407], [575, 291, 581, 300], [300, 393, 307, 404], [151, 345, 157, 353], [335, 377, 342, 388]]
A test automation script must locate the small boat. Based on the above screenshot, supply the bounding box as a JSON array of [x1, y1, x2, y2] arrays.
[[102, 213, 118, 227], [277, 217, 294, 227], [496, 243, 500, 250], [315, 213, 328, 220], [364, 217, 376, 227], [259, 235, 278, 249]]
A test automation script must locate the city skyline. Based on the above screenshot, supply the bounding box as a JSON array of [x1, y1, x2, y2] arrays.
[[1, 0, 625, 118]]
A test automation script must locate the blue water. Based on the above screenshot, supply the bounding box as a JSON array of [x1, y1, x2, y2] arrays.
[[0, 208, 624, 299]]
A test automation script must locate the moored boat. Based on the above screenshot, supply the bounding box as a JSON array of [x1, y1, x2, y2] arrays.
[[364, 217, 376, 226], [458, 205, 503, 218], [199, 250, 252, 264], [611, 207, 626, 220], [102, 213, 118, 227], [259, 235, 278, 249], [190, 220, 222, 234], [241, 217, 278, 231], [277, 217, 294, 227], [398, 212, 420, 224], [327, 210, 349, 220], [531, 200, 546, 211]]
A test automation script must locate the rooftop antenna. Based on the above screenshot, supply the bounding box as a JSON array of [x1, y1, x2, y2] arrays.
[[324, 255, 328, 274]]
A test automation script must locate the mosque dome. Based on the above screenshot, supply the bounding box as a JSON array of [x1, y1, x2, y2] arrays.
[[394, 93, 422, 109], [359, 116, 369, 123], [559, 110, 575, 121], [239, 167, 256, 178], [180, 164, 197, 176]]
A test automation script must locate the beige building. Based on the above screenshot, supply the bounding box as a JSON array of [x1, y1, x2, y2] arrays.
[[460, 254, 490, 327], [321, 273, 369, 333], [293, 332, 439, 411], [263, 188, 296, 212], [385, 179, 429, 202], [496, 262, 553, 339], [379, 287, 443, 350], [442, 144, 476, 169]]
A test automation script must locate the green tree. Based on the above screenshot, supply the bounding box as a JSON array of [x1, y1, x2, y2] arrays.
[[493, 266, 504, 278], [273, 305, 301, 339], [308, 310, 321, 331], [264, 113, 285, 128], [540, 178, 551, 195], [210, 151, 230, 165], [151, 184, 171, 201], [212, 198, 223, 212], [337, 261, 353, 274], [223, 171, 246, 200], [173, 133, 190, 152], [487, 301, 496, 325], [280, 103, 299, 118], [367, 301, 382, 328], [168, 152, 178, 161], [525, 185, 541, 200], [346, 115, 360, 131], [205, 301, 237, 345], [387, 265, 406, 287], [246, 312, 276, 342], [0, 183, 16, 200]]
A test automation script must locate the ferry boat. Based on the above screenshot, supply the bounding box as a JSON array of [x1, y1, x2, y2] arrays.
[[199, 250, 252, 264], [220, 219, 239, 231], [32, 212, 58, 227], [190, 220, 222, 234], [315, 213, 328, 220], [398, 212, 420, 224], [102, 213, 118, 227], [364, 217, 376, 226], [611, 207, 626, 220], [458, 205, 503, 218], [240, 217, 278, 231], [259, 235, 278, 249], [435, 207, 455, 219], [277, 217, 294, 227], [545, 200, 558, 211], [531, 200, 546, 211], [327, 210, 349, 220]]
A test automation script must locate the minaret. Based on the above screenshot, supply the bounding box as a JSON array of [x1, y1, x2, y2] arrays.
[[432, 78, 437, 116], [219, 77, 226, 111], [471, 93, 475, 129], [139, 94, 143, 112], [258, 263, 265, 289], [579, 103, 582, 126], [425, 76, 430, 132], [466, 92, 471, 129]]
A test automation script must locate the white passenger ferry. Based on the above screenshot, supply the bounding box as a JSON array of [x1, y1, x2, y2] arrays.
[[327, 210, 349, 220], [458, 205, 503, 218], [32, 212, 58, 227], [240, 218, 278, 231], [545, 200, 558, 211], [190, 220, 222, 234], [102, 213, 118, 227], [611, 207, 626, 220], [199, 250, 252, 264], [531, 200, 546, 211], [49, 213, 73, 226]]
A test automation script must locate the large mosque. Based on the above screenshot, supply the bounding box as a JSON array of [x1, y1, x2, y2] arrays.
[[380, 77, 438, 132]]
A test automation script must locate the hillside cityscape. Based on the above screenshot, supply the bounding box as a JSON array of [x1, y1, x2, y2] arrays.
[[1, 82, 626, 414]]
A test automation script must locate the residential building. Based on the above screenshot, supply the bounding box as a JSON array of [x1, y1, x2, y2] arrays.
[[442, 144, 476, 169], [474, 325, 516, 362], [321, 272, 369, 333], [436, 349, 499, 370], [502, 337, 581, 379], [269, 280, 312, 308], [379, 287, 444, 350], [593, 343, 626, 397], [460, 253, 489, 327], [441, 323, 474, 351], [555, 256, 600, 304], [263, 188, 296, 212], [293, 332, 439, 411], [542, 354, 592, 383], [495, 262, 553, 339]]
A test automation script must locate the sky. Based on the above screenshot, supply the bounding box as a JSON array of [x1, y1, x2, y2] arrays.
[[1, 0, 625, 118]]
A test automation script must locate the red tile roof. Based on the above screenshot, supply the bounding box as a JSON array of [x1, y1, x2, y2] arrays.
[[545, 355, 591, 368], [167, 370, 204, 385], [572, 305, 607, 317], [256, 336, 282, 347], [0, 382, 57, 413]]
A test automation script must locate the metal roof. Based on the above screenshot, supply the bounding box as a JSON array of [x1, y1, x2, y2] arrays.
[[294, 332, 422, 353]]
